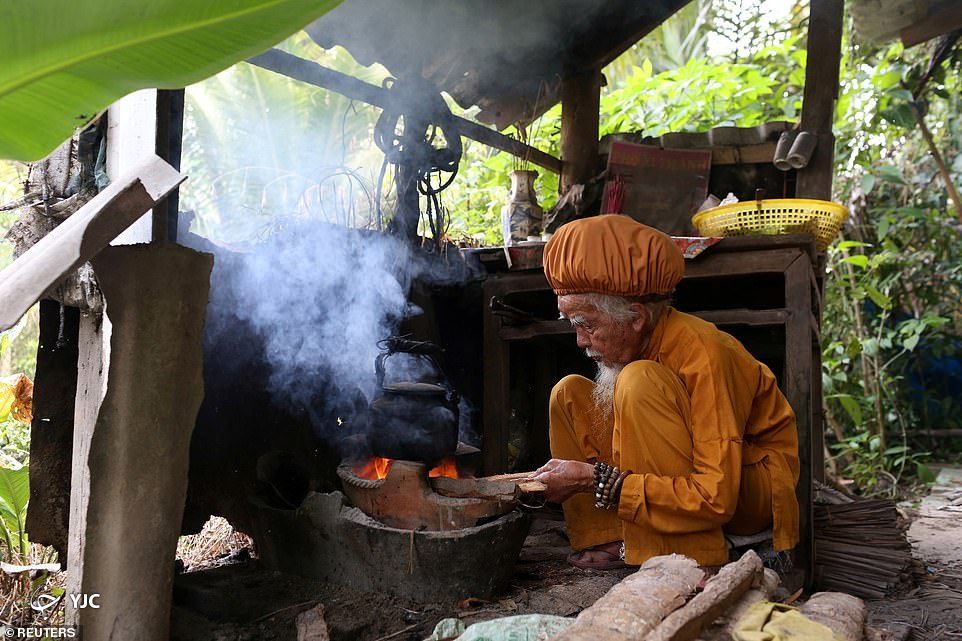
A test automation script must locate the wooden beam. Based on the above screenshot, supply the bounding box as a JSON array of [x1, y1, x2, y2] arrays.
[[901, 2, 962, 47], [154, 89, 185, 243], [796, 0, 845, 200], [247, 49, 562, 175], [559, 69, 602, 193]]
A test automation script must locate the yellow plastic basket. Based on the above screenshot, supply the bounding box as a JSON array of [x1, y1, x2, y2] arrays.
[[691, 198, 848, 251]]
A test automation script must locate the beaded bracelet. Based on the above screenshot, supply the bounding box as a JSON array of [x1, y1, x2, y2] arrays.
[[593, 462, 632, 510]]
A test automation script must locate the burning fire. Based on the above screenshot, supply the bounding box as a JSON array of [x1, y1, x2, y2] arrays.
[[428, 458, 459, 479], [353, 456, 459, 480]]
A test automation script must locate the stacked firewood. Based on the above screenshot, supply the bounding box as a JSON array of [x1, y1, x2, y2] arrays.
[[544, 551, 868, 641], [814, 493, 914, 599]]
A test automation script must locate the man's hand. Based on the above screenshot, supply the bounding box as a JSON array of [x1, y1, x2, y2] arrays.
[[531, 458, 595, 503]]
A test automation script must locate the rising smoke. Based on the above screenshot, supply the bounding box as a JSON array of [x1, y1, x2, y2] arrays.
[[188, 220, 432, 437]]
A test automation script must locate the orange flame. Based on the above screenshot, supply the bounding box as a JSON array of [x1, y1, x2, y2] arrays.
[[428, 457, 459, 479], [352, 456, 459, 480], [353, 456, 394, 480]]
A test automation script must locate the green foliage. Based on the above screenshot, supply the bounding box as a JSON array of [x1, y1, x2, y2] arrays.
[[0, 464, 29, 559], [829, 431, 929, 493], [599, 35, 805, 137], [181, 34, 389, 244], [821, 31, 962, 491], [444, 12, 805, 246], [0, 0, 343, 161]]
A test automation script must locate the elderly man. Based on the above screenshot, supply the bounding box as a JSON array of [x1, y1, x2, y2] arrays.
[[532, 215, 799, 569]]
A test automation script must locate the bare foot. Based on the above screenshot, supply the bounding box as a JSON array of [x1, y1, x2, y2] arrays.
[[568, 540, 626, 570]]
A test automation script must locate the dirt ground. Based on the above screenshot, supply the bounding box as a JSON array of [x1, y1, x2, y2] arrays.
[[170, 514, 627, 641], [171, 475, 962, 641], [862, 467, 962, 641]]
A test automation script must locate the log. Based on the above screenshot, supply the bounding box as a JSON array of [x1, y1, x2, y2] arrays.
[[647, 550, 763, 641], [697, 568, 780, 641], [430, 475, 545, 501], [799, 592, 866, 641], [551, 555, 704, 641]]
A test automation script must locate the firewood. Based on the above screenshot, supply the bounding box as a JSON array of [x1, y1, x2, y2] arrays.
[[799, 592, 866, 641], [430, 475, 546, 501], [646, 550, 763, 641], [697, 568, 780, 641], [551, 555, 704, 641]]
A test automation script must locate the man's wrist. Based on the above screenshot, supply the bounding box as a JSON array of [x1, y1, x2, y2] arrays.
[[580, 462, 595, 493]]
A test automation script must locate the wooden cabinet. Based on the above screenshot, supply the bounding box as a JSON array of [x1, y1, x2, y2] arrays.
[[479, 234, 822, 584]]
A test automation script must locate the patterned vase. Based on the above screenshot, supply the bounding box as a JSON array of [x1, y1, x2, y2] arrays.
[[501, 170, 543, 246]]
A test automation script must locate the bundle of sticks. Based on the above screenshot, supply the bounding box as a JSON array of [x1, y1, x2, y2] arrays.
[[814, 492, 913, 600]]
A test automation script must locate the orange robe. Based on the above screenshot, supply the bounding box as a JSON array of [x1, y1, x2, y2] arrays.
[[549, 308, 800, 566]]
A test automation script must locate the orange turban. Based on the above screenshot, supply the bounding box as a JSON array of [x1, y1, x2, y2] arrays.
[[544, 215, 684, 297]]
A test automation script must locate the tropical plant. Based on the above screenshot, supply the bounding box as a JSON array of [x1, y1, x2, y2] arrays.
[[181, 33, 389, 243], [0, 464, 29, 560], [0, 0, 343, 162]]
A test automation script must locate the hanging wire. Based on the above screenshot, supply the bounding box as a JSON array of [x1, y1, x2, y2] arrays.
[[372, 75, 462, 251]]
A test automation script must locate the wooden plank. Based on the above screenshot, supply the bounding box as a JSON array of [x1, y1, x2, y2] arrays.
[[247, 49, 563, 175], [685, 248, 802, 278], [901, 2, 962, 47], [707, 142, 777, 165], [796, 0, 845, 199], [482, 279, 511, 474], [0, 155, 184, 332], [784, 252, 816, 589], [64, 310, 108, 625], [560, 69, 602, 193], [694, 309, 790, 327], [498, 309, 792, 341]]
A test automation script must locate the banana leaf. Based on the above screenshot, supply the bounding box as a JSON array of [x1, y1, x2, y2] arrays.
[[0, 464, 29, 557], [0, 0, 343, 162]]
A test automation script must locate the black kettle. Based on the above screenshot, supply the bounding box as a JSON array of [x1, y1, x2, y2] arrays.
[[367, 337, 460, 463]]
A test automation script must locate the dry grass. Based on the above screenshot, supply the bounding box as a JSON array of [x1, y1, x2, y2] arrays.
[[176, 516, 255, 573], [0, 543, 64, 627]]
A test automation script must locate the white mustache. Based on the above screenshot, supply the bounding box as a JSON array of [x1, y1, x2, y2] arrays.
[[585, 349, 602, 360]]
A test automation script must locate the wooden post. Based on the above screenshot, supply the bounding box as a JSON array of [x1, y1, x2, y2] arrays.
[[796, 0, 845, 200], [560, 69, 602, 194], [107, 89, 185, 244], [154, 89, 185, 243]]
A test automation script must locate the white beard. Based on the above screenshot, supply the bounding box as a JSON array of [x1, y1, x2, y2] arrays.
[[587, 351, 624, 425]]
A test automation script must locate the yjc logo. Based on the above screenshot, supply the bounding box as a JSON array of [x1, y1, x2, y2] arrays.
[[69, 593, 101, 609], [30, 590, 101, 614]]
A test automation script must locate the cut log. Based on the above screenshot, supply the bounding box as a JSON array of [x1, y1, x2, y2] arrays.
[[799, 592, 865, 641], [550, 555, 704, 641], [646, 550, 763, 641], [697, 568, 780, 641]]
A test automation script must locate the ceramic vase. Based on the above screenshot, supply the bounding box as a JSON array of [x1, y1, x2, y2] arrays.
[[501, 170, 543, 246]]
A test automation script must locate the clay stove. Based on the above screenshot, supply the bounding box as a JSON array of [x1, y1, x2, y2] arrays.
[[249, 339, 531, 602], [337, 459, 517, 532], [250, 458, 530, 601]]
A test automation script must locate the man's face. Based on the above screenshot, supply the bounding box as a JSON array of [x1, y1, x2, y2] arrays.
[[557, 295, 649, 368]]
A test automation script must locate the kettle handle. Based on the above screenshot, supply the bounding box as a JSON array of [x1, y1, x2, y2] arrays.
[[374, 337, 447, 390]]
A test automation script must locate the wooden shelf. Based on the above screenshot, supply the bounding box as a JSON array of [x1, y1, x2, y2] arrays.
[[497, 309, 792, 341]]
